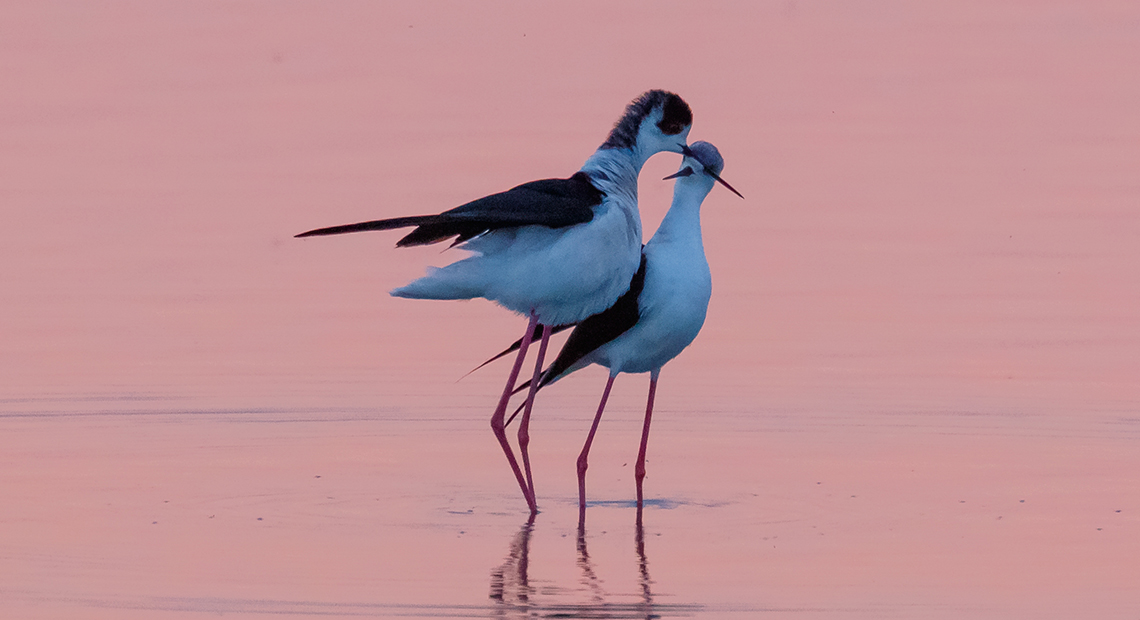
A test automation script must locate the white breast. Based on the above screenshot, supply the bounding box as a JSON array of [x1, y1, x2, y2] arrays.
[[594, 240, 712, 375]]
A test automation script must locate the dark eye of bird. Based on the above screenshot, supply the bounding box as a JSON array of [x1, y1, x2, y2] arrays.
[[657, 119, 685, 135]]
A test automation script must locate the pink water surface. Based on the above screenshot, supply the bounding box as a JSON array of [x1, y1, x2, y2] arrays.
[[2, 2, 1138, 618]]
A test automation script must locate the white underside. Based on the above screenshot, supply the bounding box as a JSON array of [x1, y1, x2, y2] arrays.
[[390, 203, 642, 326]]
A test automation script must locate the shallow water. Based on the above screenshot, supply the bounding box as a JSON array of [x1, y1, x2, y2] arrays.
[[3, 2, 1139, 618], [4, 404, 1138, 618]]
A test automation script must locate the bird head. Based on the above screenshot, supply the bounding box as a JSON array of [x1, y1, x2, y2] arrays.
[[664, 141, 744, 199], [601, 90, 692, 156]]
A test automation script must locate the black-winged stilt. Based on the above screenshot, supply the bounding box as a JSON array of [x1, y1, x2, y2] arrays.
[[493, 141, 740, 517], [296, 91, 693, 513]]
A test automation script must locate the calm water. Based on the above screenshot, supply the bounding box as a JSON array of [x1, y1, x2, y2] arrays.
[[3, 2, 1139, 618]]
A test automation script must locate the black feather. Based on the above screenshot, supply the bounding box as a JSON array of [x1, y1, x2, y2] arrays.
[[294, 216, 436, 238], [295, 172, 604, 245], [470, 323, 576, 376]]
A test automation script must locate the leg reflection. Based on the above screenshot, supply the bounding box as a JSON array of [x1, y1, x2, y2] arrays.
[[489, 514, 535, 611], [489, 513, 679, 618], [635, 509, 654, 615], [574, 512, 656, 617], [575, 518, 606, 604]]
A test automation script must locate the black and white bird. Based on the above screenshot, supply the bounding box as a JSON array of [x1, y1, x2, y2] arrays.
[[296, 91, 694, 514], [494, 141, 740, 517]]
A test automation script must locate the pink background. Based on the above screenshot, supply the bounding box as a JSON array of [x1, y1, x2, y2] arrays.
[[2, 2, 1138, 618]]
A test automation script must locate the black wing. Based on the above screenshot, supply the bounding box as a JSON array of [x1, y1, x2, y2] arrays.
[[295, 172, 603, 246]]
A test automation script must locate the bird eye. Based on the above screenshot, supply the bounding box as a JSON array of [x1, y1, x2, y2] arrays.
[[657, 119, 685, 135]]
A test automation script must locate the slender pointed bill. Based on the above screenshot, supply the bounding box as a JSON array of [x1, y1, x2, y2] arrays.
[[708, 169, 744, 199], [663, 160, 745, 199], [662, 167, 695, 180]]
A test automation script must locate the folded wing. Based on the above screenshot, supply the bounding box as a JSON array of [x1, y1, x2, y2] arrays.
[[296, 172, 603, 246]]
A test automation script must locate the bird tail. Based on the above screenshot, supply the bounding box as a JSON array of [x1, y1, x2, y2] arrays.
[[390, 263, 486, 300], [295, 216, 437, 239], [295, 214, 492, 247]]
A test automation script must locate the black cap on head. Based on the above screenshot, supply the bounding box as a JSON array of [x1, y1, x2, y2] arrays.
[[657, 93, 692, 136], [601, 90, 692, 150]]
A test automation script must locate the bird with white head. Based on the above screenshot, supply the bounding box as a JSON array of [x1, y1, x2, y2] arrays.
[[490, 141, 741, 518]]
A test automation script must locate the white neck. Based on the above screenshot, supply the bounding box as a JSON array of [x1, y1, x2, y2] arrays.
[[577, 145, 654, 249], [650, 178, 712, 251], [579, 143, 652, 192]]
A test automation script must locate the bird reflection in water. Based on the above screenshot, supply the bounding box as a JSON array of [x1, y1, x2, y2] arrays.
[[634, 513, 652, 610], [575, 519, 609, 607], [490, 511, 696, 619], [488, 515, 535, 609]]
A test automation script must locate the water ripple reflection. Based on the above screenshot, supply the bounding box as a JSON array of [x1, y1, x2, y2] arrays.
[[488, 513, 702, 619]]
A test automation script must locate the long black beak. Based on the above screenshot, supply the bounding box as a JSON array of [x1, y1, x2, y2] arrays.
[[708, 169, 744, 199], [662, 167, 695, 180]]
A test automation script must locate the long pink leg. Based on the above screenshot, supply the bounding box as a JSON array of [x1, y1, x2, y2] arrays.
[[517, 324, 552, 514], [577, 374, 617, 522], [490, 314, 539, 512], [635, 370, 659, 511]]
